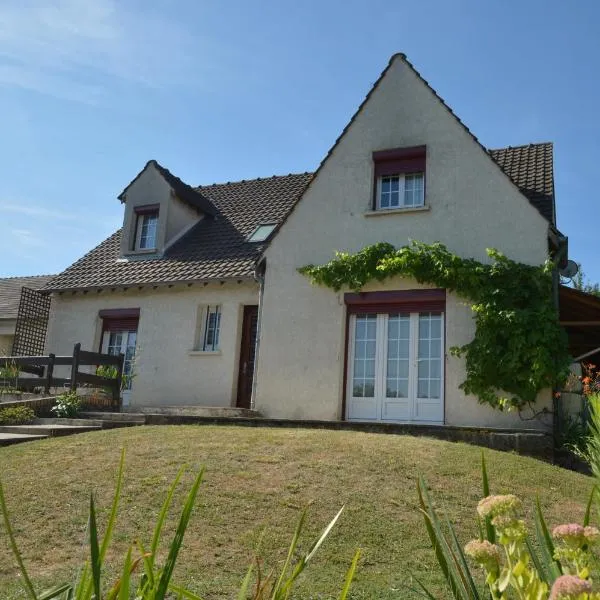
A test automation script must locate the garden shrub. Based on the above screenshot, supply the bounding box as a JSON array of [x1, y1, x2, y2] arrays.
[[0, 406, 35, 425], [51, 391, 81, 418]]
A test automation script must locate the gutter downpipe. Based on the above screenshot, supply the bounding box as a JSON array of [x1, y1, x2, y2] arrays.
[[552, 232, 568, 448], [250, 258, 266, 411]]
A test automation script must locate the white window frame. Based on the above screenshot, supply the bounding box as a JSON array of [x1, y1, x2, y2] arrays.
[[135, 212, 159, 250], [194, 305, 222, 352], [376, 172, 425, 210], [346, 311, 444, 424], [248, 223, 277, 243]]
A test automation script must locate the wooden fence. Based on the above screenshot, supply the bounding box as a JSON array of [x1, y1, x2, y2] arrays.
[[0, 343, 125, 405]]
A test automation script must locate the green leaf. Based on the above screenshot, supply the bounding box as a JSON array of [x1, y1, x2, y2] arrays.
[[37, 584, 73, 600], [236, 563, 254, 600], [0, 477, 38, 600], [584, 486, 596, 526], [167, 583, 206, 599], [155, 467, 204, 599], [338, 549, 360, 600], [480, 453, 495, 544], [89, 494, 102, 600], [533, 496, 562, 582]]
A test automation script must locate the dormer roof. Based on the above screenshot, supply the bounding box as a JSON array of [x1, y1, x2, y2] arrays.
[[118, 159, 217, 217]]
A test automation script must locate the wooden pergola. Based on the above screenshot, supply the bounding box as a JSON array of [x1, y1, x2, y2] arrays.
[[559, 285, 600, 361]]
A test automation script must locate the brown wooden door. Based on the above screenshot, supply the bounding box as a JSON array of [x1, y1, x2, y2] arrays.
[[237, 305, 259, 408]]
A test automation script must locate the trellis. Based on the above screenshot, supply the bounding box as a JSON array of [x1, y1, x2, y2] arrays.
[[11, 286, 51, 356]]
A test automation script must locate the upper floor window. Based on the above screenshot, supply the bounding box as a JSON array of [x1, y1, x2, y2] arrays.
[[133, 205, 159, 250], [372, 146, 426, 211], [379, 173, 424, 209]]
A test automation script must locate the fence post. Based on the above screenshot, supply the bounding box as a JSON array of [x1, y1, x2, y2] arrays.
[[71, 343, 81, 392], [114, 352, 125, 410], [45, 353, 55, 395]]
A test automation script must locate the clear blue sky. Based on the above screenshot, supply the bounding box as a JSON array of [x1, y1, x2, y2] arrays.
[[1, 0, 598, 283]]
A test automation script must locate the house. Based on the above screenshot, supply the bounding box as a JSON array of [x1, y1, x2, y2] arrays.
[[0, 275, 54, 354], [43, 54, 569, 428]]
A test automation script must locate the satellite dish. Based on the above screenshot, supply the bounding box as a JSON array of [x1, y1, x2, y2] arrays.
[[560, 259, 579, 279]]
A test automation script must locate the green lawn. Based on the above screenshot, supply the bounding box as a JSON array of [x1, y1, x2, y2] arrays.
[[0, 425, 594, 599]]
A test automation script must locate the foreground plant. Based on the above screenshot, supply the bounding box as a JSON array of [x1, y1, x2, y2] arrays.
[[51, 390, 81, 418], [1, 450, 358, 599], [416, 453, 600, 599]]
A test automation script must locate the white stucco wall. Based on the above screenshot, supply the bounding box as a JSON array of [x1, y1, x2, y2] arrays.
[[45, 282, 258, 407], [254, 56, 551, 429], [0, 334, 14, 355]]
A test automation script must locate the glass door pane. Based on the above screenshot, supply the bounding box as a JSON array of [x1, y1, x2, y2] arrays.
[[417, 313, 442, 399], [351, 314, 377, 398], [385, 314, 410, 398]]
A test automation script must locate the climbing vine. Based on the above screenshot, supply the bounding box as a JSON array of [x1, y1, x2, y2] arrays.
[[299, 241, 571, 411]]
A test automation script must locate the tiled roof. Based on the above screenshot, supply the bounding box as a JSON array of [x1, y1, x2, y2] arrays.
[[0, 275, 55, 319], [45, 173, 312, 291], [489, 143, 555, 223]]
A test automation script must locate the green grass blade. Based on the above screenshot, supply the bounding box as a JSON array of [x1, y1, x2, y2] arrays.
[[305, 506, 344, 564], [100, 448, 125, 562], [408, 576, 442, 599], [533, 496, 561, 581], [167, 584, 206, 599], [445, 517, 481, 599], [0, 478, 38, 600], [37, 584, 73, 600], [277, 506, 345, 599], [338, 548, 360, 600], [118, 547, 132, 600], [480, 453, 495, 544], [270, 507, 308, 599], [417, 477, 469, 599], [236, 563, 254, 600], [584, 486, 596, 526], [155, 468, 204, 599], [525, 537, 547, 583], [150, 466, 186, 571], [89, 495, 102, 600], [136, 539, 155, 589]]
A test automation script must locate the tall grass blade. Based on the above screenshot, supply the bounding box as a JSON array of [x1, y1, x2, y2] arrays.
[[100, 448, 125, 562], [155, 468, 204, 599], [167, 584, 205, 599], [150, 466, 186, 570], [89, 495, 102, 600], [37, 584, 73, 600], [0, 478, 38, 600], [584, 486, 596, 526], [236, 563, 254, 600], [417, 477, 470, 599], [277, 506, 345, 599], [445, 517, 481, 599], [409, 576, 441, 599], [533, 496, 561, 582], [338, 548, 360, 600], [118, 547, 132, 600], [270, 507, 308, 599], [480, 453, 495, 544]]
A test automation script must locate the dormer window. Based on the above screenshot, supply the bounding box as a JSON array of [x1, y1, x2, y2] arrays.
[[373, 146, 426, 211], [133, 205, 159, 251]]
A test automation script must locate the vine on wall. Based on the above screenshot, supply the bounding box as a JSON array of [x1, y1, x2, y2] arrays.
[[299, 241, 571, 411]]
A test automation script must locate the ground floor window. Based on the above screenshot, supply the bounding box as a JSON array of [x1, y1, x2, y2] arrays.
[[347, 311, 444, 423]]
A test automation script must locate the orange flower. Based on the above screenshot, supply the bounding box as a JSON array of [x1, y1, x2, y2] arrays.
[[583, 377, 592, 385]]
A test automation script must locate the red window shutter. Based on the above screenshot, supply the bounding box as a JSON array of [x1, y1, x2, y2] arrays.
[[373, 145, 426, 178], [99, 308, 140, 332], [344, 289, 445, 314]]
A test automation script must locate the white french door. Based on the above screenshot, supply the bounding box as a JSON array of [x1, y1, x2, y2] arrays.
[[347, 312, 444, 423], [101, 329, 137, 406]]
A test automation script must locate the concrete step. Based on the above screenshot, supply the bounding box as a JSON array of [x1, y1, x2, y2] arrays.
[[126, 406, 261, 418], [0, 432, 48, 446], [79, 412, 146, 428], [0, 424, 101, 437], [34, 417, 105, 427]]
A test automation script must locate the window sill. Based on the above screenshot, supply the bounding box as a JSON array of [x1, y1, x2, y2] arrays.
[[187, 350, 222, 357], [364, 205, 430, 217], [125, 248, 158, 255]]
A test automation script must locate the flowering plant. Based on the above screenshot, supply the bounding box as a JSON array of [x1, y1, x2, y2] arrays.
[[417, 453, 600, 599]]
